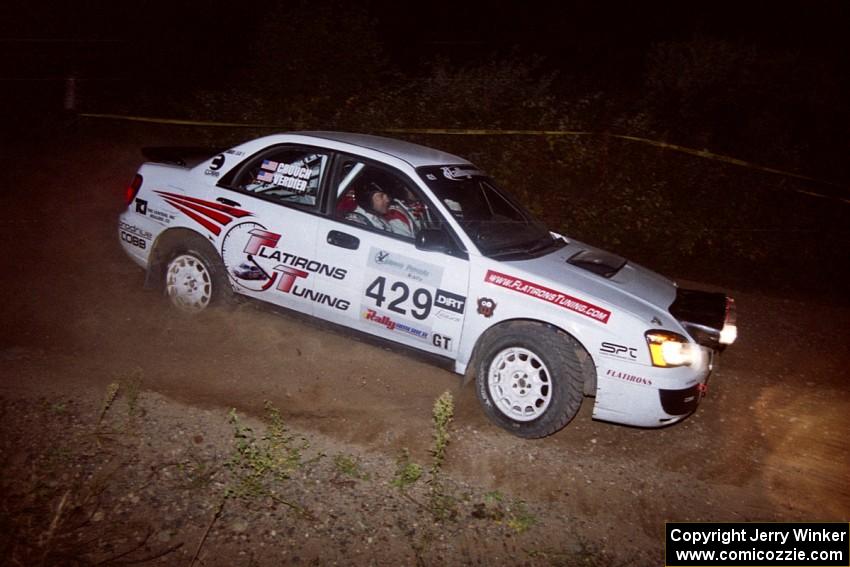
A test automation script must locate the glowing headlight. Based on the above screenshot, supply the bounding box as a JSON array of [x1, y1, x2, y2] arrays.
[[719, 296, 737, 345], [719, 324, 737, 345], [645, 330, 699, 367]]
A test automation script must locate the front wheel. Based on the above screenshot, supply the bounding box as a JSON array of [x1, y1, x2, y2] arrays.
[[163, 236, 233, 314], [475, 322, 585, 438]]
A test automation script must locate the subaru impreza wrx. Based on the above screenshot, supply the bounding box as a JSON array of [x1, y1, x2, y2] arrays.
[[118, 132, 737, 438]]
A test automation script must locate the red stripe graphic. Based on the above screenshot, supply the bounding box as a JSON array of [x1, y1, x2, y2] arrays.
[[161, 195, 232, 225], [155, 191, 252, 218], [484, 269, 611, 324], [167, 201, 223, 235], [154, 190, 253, 236]]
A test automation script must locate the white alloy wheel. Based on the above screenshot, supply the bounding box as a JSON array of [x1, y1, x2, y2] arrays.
[[166, 254, 213, 313], [487, 347, 552, 421]]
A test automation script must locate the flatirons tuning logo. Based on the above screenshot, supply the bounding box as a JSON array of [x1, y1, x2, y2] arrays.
[[154, 191, 252, 235]]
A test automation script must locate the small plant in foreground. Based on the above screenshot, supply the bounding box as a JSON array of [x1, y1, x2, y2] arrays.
[[505, 500, 536, 534], [225, 403, 308, 513], [97, 382, 120, 425], [124, 367, 143, 419], [333, 453, 369, 480], [391, 449, 422, 491], [484, 490, 503, 504], [428, 391, 457, 521], [430, 391, 454, 475]]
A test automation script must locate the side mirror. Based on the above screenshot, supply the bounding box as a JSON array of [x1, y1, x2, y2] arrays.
[[415, 228, 453, 253]]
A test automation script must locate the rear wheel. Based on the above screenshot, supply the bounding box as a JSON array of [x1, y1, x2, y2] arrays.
[[163, 236, 232, 313], [475, 322, 585, 438]]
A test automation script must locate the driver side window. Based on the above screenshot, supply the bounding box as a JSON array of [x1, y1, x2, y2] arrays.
[[226, 147, 329, 208], [332, 159, 437, 241]]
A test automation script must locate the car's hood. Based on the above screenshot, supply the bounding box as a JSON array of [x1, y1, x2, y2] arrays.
[[500, 239, 677, 323]]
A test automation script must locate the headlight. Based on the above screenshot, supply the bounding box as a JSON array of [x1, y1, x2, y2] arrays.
[[719, 296, 737, 345], [645, 330, 700, 367]]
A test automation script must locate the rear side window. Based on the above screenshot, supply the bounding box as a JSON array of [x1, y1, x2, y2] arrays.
[[223, 147, 329, 208]]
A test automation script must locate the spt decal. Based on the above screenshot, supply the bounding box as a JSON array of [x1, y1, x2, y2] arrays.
[[600, 342, 638, 360]]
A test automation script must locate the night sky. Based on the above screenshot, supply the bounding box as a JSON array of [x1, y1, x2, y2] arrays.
[[3, 1, 847, 90]]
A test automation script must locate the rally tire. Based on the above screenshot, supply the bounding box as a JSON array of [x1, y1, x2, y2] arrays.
[[163, 235, 234, 314], [475, 322, 584, 438]]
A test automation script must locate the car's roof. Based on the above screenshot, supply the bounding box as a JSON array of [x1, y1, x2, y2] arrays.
[[295, 131, 471, 168]]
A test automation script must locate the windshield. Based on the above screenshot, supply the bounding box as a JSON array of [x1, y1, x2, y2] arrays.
[[417, 165, 559, 257]]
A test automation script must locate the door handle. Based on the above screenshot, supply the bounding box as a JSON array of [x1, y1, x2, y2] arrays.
[[327, 230, 359, 250], [216, 197, 241, 207]]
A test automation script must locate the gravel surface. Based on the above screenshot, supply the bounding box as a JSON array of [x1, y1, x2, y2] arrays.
[[1, 125, 848, 565]]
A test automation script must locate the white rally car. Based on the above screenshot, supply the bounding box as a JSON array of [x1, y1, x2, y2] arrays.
[[118, 132, 736, 438]]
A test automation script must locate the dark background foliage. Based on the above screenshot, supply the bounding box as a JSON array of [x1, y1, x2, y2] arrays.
[[2, 0, 847, 298]]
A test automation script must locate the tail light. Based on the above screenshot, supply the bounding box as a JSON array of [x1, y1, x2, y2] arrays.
[[125, 174, 143, 206]]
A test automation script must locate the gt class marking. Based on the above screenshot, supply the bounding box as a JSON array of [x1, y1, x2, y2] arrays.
[[432, 334, 453, 350]]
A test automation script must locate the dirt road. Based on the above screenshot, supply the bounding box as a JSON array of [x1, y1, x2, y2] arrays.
[[2, 126, 848, 564]]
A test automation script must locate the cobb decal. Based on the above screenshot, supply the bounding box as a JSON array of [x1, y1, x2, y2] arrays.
[[220, 221, 349, 310]]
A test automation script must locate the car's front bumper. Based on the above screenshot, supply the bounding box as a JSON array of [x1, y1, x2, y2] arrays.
[[591, 349, 714, 427]]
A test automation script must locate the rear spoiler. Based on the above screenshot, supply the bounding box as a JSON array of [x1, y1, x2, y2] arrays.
[[141, 146, 223, 168]]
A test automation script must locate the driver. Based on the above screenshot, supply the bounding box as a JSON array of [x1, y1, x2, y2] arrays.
[[386, 185, 426, 235], [346, 182, 414, 238]]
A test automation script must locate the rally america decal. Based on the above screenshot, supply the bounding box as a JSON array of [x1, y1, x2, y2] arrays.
[[220, 221, 349, 311], [362, 305, 431, 342], [484, 270, 611, 324], [154, 191, 253, 236]]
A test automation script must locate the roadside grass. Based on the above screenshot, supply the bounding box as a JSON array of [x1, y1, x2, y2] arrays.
[[391, 448, 423, 490], [124, 366, 143, 419], [0, 383, 184, 565], [428, 390, 457, 521], [333, 453, 370, 480], [97, 381, 120, 426], [1, 386, 612, 565], [224, 403, 311, 513]]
